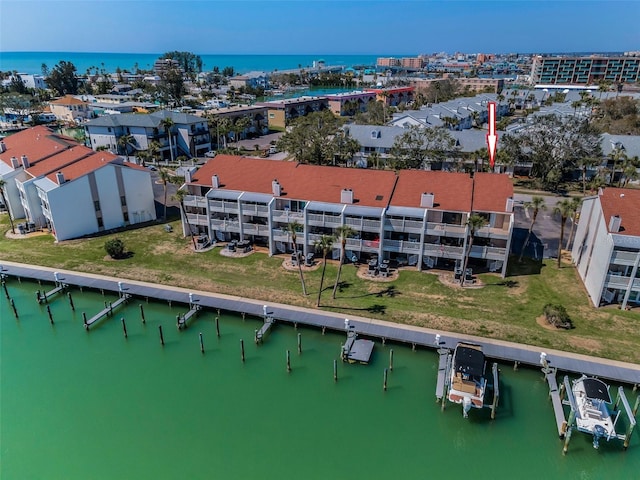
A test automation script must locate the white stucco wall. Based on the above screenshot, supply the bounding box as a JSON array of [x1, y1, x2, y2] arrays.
[[120, 166, 156, 224], [45, 177, 97, 240], [0, 168, 26, 219]]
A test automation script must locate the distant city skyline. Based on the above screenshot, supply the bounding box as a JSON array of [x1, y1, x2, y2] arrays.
[[1, 0, 639, 55]]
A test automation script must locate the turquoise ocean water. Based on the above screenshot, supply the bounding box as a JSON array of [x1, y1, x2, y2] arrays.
[[1, 277, 639, 479], [0, 52, 384, 75]]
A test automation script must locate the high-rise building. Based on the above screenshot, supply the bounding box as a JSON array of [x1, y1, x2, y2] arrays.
[[531, 55, 640, 85]]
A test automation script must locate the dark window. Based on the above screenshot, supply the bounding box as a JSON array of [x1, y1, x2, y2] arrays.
[[97, 217, 104, 228], [120, 195, 127, 206], [123, 212, 129, 222], [94, 200, 101, 212]]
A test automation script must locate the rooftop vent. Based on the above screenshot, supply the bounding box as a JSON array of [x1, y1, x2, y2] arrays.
[[609, 215, 621, 233], [211, 174, 220, 188], [10, 156, 19, 169], [420, 192, 434, 208], [272, 179, 282, 197], [21, 155, 29, 169], [55, 171, 65, 185], [505, 197, 514, 213], [341, 188, 354, 204], [0, 141, 6, 153]]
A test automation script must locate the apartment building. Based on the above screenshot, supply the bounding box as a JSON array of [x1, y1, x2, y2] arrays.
[[572, 188, 640, 309], [531, 55, 640, 85], [49, 95, 93, 123], [364, 87, 415, 106], [179, 156, 514, 276], [0, 126, 156, 241], [85, 110, 211, 159], [325, 91, 378, 116], [255, 96, 329, 130]]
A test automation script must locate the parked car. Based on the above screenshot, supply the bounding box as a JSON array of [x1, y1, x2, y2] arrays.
[[205, 151, 217, 158]]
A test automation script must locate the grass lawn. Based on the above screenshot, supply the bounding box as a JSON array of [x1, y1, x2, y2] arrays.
[[1, 215, 639, 364]]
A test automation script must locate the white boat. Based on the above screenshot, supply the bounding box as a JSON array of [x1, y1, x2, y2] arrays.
[[448, 342, 487, 417], [572, 375, 617, 448]]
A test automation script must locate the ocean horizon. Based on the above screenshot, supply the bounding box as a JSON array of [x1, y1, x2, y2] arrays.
[[0, 51, 392, 75]]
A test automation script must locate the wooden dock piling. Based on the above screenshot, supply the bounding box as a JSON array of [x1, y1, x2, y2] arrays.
[[82, 312, 87, 329], [240, 339, 245, 362], [199, 332, 204, 354], [333, 359, 338, 382], [383, 368, 388, 391], [67, 292, 75, 311], [121, 317, 127, 338], [297, 333, 302, 354], [389, 349, 394, 371], [139, 304, 145, 324], [215, 316, 220, 337], [286, 350, 291, 372], [10, 298, 18, 318], [46, 305, 54, 325], [2, 280, 9, 299], [159, 325, 165, 346]]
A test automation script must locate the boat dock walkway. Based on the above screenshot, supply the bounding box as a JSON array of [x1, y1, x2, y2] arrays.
[[36, 284, 66, 304], [255, 305, 275, 343], [342, 320, 374, 364], [84, 294, 131, 330], [1, 261, 639, 385], [543, 365, 568, 437], [177, 295, 201, 330], [435, 348, 452, 402]]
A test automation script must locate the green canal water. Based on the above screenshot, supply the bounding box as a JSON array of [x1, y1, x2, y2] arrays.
[[1, 279, 639, 480]]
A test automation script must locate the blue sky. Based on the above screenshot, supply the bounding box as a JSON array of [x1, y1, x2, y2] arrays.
[[1, 0, 638, 54]]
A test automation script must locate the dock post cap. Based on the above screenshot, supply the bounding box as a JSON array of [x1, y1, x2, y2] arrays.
[[54, 271, 60, 282], [118, 281, 123, 292], [189, 293, 194, 303], [344, 318, 350, 328], [263, 305, 268, 315], [435, 334, 441, 345]]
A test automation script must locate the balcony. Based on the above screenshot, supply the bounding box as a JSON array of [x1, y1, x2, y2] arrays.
[[272, 228, 303, 243], [382, 239, 423, 254], [186, 213, 209, 226], [605, 274, 640, 290], [475, 226, 510, 240], [344, 217, 381, 233], [308, 212, 342, 227], [272, 209, 304, 223], [242, 223, 271, 236], [610, 250, 639, 266], [345, 238, 381, 253], [210, 218, 240, 232], [183, 195, 208, 209], [241, 203, 270, 217], [426, 222, 466, 238], [382, 218, 424, 234], [470, 245, 507, 260], [423, 244, 464, 259], [209, 199, 239, 214]]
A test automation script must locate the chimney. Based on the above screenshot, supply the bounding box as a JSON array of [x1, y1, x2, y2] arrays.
[[184, 166, 196, 183], [211, 174, 219, 188], [609, 215, 621, 233], [341, 188, 353, 204], [272, 179, 282, 197], [55, 171, 65, 185], [21, 155, 30, 169], [0, 141, 5, 153], [10, 156, 19, 169], [505, 197, 514, 212], [420, 192, 434, 208]]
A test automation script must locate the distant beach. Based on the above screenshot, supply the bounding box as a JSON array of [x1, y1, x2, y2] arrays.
[[0, 52, 388, 75]]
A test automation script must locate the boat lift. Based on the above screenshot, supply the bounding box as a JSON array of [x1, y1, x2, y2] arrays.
[[435, 335, 500, 419], [341, 319, 374, 364], [540, 352, 638, 453], [177, 293, 201, 330], [36, 271, 67, 304], [255, 305, 275, 344], [84, 282, 131, 330]]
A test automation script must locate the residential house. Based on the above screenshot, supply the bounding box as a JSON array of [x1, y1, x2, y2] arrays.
[[571, 188, 640, 309], [0, 126, 156, 241], [49, 95, 93, 123]]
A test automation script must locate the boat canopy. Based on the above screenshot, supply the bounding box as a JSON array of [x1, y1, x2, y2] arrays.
[[582, 377, 612, 403], [454, 344, 485, 377]]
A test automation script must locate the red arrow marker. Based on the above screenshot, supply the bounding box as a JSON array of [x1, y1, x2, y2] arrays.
[[486, 101, 498, 168]]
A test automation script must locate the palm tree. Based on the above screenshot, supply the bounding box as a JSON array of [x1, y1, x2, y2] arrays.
[[332, 225, 356, 299], [554, 199, 574, 268], [565, 197, 582, 251], [460, 214, 487, 286], [147, 140, 160, 165], [314, 234, 335, 307], [0, 179, 16, 234], [233, 116, 251, 150], [172, 188, 197, 250], [160, 117, 175, 163], [576, 156, 599, 194], [287, 221, 307, 296], [158, 167, 172, 220], [519, 196, 547, 262], [619, 155, 640, 187], [117, 133, 135, 158], [571, 100, 582, 117]]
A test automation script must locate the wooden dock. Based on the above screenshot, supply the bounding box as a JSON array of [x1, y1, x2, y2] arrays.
[[37, 284, 66, 304], [543, 367, 568, 437], [84, 294, 130, 330], [177, 305, 201, 330], [435, 349, 452, 402], [341, 322, 374, 364], [255, 316, 275, 343]]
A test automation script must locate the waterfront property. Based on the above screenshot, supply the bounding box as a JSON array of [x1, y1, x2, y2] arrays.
[[364, 86, 415, 106], [572, 187, 640, 309], [0, 126, 156, 240], [179, 156, 513, 276], [48, 95, 94, 124], [530, 55, 640, 85], [84, 110, 212, 159], [255, 96, 329, 130], [324, 91, 377, 116]]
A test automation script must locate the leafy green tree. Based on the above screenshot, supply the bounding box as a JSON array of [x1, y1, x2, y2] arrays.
[[389, 125, 455, 170], [328, 130, 360, 166], [0, 93, 41, 125], [117, 133, 135, 157], [232, 116, 251, 149], [0, 178, 15, 234], [46, 60, 79, 96], [104, 238, 126, 259], [554, 199, 574, 267], [287, 221, 307, 296], [332, 225, 355, 299], [276, 110, 343, 164], [161, 51, 203, 76], [460, 214, 486, 286], [158, 67, 185, 106], [519, 196, 546, 262], [314, 234, 335, 307]]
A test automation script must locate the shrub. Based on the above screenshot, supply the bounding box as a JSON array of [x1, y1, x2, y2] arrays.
[[104, 238, 126, 259], [542, 303, 573, 329]]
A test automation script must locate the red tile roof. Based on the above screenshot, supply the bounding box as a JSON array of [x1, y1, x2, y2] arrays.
[[391, 170, 473, 212], [0, 126, 76, 168], [26, 146, 94, 178], [599, 188, 640, 237], [191, 156, 397, 207], [50, 95, 87, 106], [471, 172, 514, 213], [45, 152, 120, 184]]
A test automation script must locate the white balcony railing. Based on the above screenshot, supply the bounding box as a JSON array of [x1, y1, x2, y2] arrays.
[[426, 222, 466, 237], [186, 213, 209, 226], [384, 218, 424, 233], [272, 209, 304, 223], [209, 200, 239, 213], [610, 250, 640, 266], [210, 218, 240, 232], [423, 244, 464, 258], [605, 274, 640, 290], [241, 203, 269, 217], [476, 226, 510, 239], [308, 212, 342, 226], [470, 245, 507, 260], [242, 223, 270, 236], [183, 195, 208, 209]]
